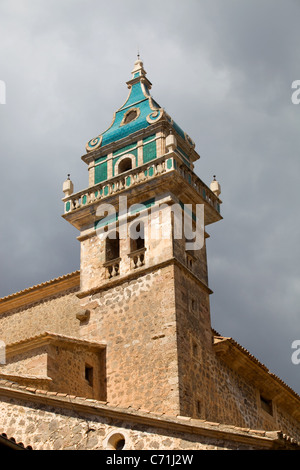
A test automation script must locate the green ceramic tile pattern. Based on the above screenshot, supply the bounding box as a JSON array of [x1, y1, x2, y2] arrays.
[[143, 134, 156, 144], [167, 158, 173, 170], [95, 161, 108, 184], [113, 142, 137, 157], [86, 61, 194, 152], [143, 140, 157, 164], [95, 155, 107, 164]]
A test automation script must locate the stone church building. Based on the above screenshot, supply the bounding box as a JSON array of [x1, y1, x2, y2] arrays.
[[0, 59, 299, 451]]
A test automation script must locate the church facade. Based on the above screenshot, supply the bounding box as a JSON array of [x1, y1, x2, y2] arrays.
[[0, 59, 299, 451]]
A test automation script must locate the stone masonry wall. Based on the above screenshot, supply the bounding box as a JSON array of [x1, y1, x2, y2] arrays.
[[0, 289, 81, 345], [79, 265, 180, 415], [0, 347, 48, 377], [0, 393, 275, 451], [173, 265, 300, 440], [47, 345, 106, 400]]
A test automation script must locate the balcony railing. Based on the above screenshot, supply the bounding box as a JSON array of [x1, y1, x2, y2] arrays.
[[128, 248, 146, 270], [103, 258, 121, 279], [63, 152, 221, 216]]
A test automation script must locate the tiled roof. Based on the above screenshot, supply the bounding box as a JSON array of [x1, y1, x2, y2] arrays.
[[85, 59, 195, 154], [0, 271, 80, 303], [0, 378, 299, 449], [213, 334, 300, 403], [5, 331, 106, 354], [0, 432, 32, 450]]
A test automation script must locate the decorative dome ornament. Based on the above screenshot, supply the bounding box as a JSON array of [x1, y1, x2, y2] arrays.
[[210, 175, 221, 197], [146, 108, 163, 124], [62, 174, 74, 197], [120, 107, 141, 127], [84, 59, 198, 155], [86, 135, 103, 153]]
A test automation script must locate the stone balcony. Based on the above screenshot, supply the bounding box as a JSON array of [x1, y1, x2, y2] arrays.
[[62, 151, 222, 228]]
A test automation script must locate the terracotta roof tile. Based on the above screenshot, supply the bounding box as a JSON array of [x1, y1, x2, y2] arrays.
[[213, 334, 300, 402], [0, 271, 80, 303], [0, 377, 299, 448], [0, 433, 33, 450]]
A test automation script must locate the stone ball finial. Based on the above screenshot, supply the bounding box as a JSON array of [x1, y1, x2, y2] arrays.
[[210, 175, 221, 197], [63, 174, 74, 197], [166, 131, 177, 153]]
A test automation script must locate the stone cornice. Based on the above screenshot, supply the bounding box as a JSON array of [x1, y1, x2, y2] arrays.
[[76, 257, 212, 299], [0, 271, 80, 315], [5, 332, 106, 358], [0, 378, 298, 450], [214, 336, 300, 420]]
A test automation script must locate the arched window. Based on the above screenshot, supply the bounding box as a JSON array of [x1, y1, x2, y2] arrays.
[[105, 232, 120, 262], [118, 157, 132, 174], [130, 222, 145, 253], [129, 222, 146, 269]]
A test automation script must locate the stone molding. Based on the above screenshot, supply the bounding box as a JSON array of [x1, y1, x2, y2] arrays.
[[0, 271, 80, 314], [0, 378, 298, 450]]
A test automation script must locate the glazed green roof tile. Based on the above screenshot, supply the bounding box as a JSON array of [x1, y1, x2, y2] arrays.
[[85, 59, 195, 153]]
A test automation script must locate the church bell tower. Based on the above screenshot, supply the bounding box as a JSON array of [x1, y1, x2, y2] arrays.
[[62, 58, 222, 418]]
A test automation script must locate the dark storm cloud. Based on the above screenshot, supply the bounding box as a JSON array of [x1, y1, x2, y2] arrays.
[[0, 0, 299, 393]]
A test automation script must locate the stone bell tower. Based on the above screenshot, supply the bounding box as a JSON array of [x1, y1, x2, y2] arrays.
[[62, 58, 222, 418]]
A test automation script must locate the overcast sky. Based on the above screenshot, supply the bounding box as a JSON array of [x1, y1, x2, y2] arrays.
[[0, 0, 299, 395]]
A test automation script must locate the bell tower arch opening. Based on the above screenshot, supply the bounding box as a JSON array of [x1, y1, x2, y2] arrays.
[[118, 157, 133, 174]]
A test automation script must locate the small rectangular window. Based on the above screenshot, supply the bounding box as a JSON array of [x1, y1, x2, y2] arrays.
[[85, 365, 94, 387], [260, 395, 273, 415]]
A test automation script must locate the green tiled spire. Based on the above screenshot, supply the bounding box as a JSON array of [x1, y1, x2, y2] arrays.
[[85, 58, 195, 153]]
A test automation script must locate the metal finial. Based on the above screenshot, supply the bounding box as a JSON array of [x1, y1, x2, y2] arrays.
[[67, 174, 70, 180], [213, 175, 216, 180]]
